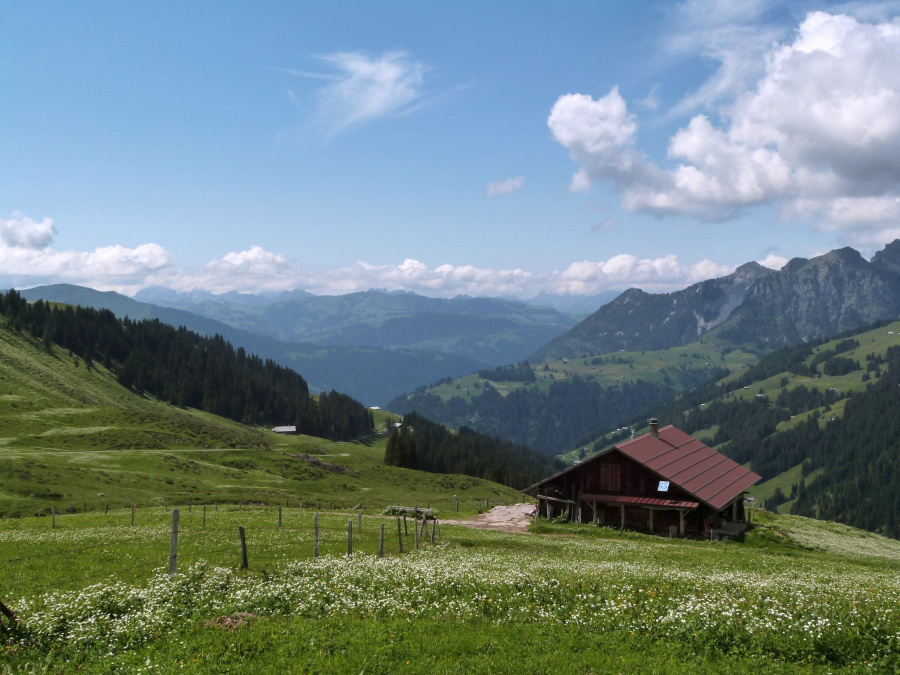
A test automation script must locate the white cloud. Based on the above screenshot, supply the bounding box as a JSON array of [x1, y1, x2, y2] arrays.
[[301, 51, 427, 135], [0, 211, 56, 249], [0, 213, 745, 300], [757, 253, 788, 270], [550, 11, 900, 236], [486, 176, 525, 197]]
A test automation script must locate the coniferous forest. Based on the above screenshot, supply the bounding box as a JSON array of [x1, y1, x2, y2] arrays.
[[385, 411, 562, 488], [0, 289, 373, 441]]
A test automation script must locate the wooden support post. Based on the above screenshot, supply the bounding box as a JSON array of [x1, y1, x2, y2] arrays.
[[403, 514, 408, 535], [620, 505, 625, 530], [431, 519, 436, 544], [397, 517, 403, 553], [456, 500, 459, 513], [51, 504, 56, 528], [415, 512, 419, 549], [348, 519, 353, 557], [648, 508, 654, 532], [169, 509, 180, 577], [104, 503, 109, 514], [131, 505, 135, 527], [419, 515, 427, 540], [379, 523, 385, 558], [358, 509, 362, 532], [239, 525, 248, 570], [546, 500, 551, 520], [679, 510, 685, 536], [0, 598, 17, 633], [314, 513, 319, 560], [577, 507, 581, 526], [592, 502, 598, 525], [278, 506, 283, 528], [203, 504, 206, 527]]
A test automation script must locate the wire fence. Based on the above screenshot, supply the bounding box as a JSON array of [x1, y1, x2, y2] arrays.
[[0, 504, 445, 622]]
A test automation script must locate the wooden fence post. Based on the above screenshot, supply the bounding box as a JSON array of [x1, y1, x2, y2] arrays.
[[104, 503, 109, 514], [168, 508, 180, 577], [397, 517, 403, 553], [403, 513, 408, 535], [0, 597, 17, 633], [414, 510, 419, 549], [347, 519, 353, 557], [131, 505, 135, 527], [314, 513, 319, 560], [431, 519, 436, 544], [279, 506, 283, 528], [358, 509, 362, 532], [51, 504, 56, 528], [202, 504, 206, 527], [379, 523, 385, 558], [239, 526, 248, 570]]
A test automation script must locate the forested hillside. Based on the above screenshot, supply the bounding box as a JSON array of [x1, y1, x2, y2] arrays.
[[0, 289, 373, 441], [389, 367, 723, 454], [384, 411, 561, 488], [20, 284, 486, 406], [591, 321, 900, 538]]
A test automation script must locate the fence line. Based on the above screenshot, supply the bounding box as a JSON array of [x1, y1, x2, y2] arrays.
[[1, 504, 455, 612]]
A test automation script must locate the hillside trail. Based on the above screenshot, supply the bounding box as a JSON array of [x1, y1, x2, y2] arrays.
[[441, 503, 534, 534]]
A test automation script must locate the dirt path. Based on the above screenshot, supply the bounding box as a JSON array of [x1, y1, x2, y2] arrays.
[[441, 503, 535, 534]]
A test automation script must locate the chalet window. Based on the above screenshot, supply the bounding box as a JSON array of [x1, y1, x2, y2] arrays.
[[599, 463, 621, 491]]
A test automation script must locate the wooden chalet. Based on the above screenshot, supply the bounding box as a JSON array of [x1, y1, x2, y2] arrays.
[[522, 420, 761, 537]]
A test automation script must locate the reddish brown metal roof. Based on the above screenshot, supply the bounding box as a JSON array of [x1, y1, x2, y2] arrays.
[[581, 493, 699, 509], [615, 426, 760, 510]]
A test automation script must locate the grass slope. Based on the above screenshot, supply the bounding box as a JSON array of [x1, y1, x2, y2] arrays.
[[0, 324, 515, 518], [2, 507, 899, 673]]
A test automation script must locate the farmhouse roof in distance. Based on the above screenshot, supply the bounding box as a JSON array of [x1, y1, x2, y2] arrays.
[[526, 424, 760, 512]]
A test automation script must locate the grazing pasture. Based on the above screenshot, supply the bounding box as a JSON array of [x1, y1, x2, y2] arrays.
[[1, 507, 898, 673]]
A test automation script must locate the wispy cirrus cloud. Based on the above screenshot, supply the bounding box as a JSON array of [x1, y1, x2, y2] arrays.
[[293, 50, 428, 135], [486, 176, 525, 197]]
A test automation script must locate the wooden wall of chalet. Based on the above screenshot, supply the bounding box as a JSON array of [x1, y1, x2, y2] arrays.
[[565, 450, 697, 504]]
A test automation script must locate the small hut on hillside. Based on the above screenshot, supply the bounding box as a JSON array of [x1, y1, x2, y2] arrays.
[[522, 420, 760, 538]]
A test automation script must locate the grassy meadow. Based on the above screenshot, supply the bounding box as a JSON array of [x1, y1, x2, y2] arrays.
[[0, 324, 510, 518], [1, 507, 899, 673]]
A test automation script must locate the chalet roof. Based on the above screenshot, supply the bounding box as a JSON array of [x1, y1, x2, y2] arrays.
[[523, 425, 760, 511]]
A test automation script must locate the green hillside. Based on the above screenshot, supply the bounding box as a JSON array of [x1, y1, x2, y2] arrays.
[[0, 309, 523, 518], [583, 320, 900, 538], [388, 337, 756, 453]]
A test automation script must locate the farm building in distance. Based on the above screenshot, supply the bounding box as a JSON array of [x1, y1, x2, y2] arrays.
[[523, 419, 760, 538]]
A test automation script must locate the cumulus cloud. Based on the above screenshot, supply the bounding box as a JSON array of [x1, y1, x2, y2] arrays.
[[550, 11, 900, 239], [300, 51, 428, 135], [0, 212, 740, 299], [486, 176, 525, 197], [0, 211, 56, 249], [550, 254, 732, 295], [758, 253, 788, 270]]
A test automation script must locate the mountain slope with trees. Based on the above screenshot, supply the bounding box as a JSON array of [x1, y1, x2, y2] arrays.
[[582, 320, 900, 538], [19, 284, 485, 406], [1, 289, 373, 440]]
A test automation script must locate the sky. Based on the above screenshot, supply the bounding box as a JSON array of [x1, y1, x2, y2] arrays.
[[3, 0, 900, 300]]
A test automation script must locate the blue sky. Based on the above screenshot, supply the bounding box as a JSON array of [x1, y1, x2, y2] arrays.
[[3, 0, 900, 298]]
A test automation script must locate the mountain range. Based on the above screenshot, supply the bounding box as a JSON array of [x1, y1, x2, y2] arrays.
[[532, 241, 900, 362], [18, 285, 577, 406]]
